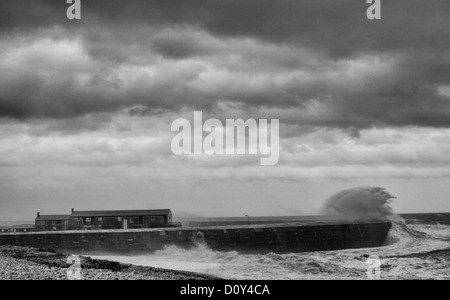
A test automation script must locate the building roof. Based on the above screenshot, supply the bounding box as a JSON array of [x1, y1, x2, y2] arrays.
[[36, 215, 71, 221], [71, 209, 172, 217]]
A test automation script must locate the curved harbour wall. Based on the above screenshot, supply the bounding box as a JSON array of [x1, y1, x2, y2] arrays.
[[0, 221, 392, 255]]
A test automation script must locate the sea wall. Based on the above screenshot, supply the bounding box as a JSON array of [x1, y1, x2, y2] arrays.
[[0, 222, 392, 255]]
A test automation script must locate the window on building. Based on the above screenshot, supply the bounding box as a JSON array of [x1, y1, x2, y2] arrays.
[[98, 217, 103, 222], [118, 217, 122, 222], [52, 221, 57, 226], [85, 218, 92, 224]]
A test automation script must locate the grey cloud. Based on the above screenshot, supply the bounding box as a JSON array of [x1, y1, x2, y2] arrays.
[[0, 0, 450, 130], [3, 0, 448, 57]]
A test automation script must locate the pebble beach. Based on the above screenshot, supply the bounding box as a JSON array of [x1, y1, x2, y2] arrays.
[[0, 246, 219, 280]]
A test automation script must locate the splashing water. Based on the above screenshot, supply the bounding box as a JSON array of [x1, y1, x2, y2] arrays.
[[321, 187, 395, 220], [90, 188, 450, 279], [91, 219, 450, 280]]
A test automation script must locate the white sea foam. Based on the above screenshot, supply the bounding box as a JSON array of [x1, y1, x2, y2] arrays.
[[91, 187, 449, 279], [91, 219, 450, 280]]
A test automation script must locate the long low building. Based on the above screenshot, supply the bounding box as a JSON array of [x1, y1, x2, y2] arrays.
[[34, 209, 177, 231], [70, 209, 173, 230]]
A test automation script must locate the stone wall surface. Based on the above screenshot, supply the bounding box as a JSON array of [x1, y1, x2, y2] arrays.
[[0, 222, 392, 255]]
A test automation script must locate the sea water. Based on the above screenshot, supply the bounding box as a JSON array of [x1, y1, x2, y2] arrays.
[[91, 215, 450, 280]]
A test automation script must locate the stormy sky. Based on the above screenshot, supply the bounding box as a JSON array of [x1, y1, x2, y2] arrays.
[[1, 0, 450, 221]]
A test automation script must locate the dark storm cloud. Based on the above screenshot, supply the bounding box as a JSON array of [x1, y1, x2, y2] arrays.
[[0, 0, 450, 128], [3, 0, 448, 57]]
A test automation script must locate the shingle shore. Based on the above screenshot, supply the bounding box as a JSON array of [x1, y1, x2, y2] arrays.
[[0, 245, 220, 280]]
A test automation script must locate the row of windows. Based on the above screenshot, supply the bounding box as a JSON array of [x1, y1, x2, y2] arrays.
[[36, 216, 160, 226], [36, 221, 65, 226], [82, 216, 157, 224]]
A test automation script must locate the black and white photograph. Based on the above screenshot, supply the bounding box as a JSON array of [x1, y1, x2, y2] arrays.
[[0, 0, 450, 284]]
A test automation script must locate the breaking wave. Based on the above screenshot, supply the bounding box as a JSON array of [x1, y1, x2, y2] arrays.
[[92, 217, 450, 279], [322, 187, 395, 220], [89, 187, 449, 279]]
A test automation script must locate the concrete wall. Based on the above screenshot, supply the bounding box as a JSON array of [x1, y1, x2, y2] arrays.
[[0, 221, 391, 255]]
